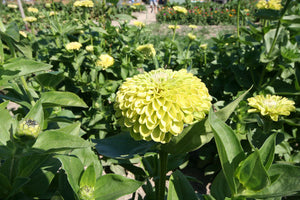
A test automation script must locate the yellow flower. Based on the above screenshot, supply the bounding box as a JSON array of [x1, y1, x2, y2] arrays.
[[8, 4, 18, 9], [19, 31, 27, 38], [243, 9, 250, 12], [49, 11, 58, 16], [189, 25, 197, 29], [256, 0, 282, 10], [16, 119, 41, 139], [200, 43, 208, 50], [73, 0, 94, 7], [136, 44, 156, 58], [133, 21, 145, 28], [96, 54, 114, 70], [168, 25, 180, 30], [173, 6, 187, 14], [131, 5, 136, 9], [23, 16, 37, 23], [85, 45, 94, 52], [247, 94, 295, 121], [188, 33, 196, 40], [45, 3, 51, 8], [66, 42, 82, 50], [28, 7, 39, 13], [114, 69, 212, 143]]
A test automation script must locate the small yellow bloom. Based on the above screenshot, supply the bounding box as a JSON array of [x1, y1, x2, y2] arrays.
[[114, 69, 212, 143], [19, 31, 27, 38], [244, 9, 250, 12], [189, 25, 197, 29], [188, 33, 196, 40], [45, 3, 51, 8], [23, 16, 37, 23], [85, 45, 94, 52], [136, 44, 156, 58], [168, 25, 180, 30], [256, 0, 282, 10], [49, 11, 58, 16], [133, 21, 145, 28], [96, 54, 114, 70], [173, 6, 187, 14], [73, 0, 94, 7], [131, 5, 136, 9], [200, 44, 208, 50], [28, 7, 39, 13], [66, 42, 82, 50], [247, 94, 295, 121], [8, 4, 18, 9]]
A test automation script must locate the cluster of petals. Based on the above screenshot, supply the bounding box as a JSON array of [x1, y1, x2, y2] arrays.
[[173, 6, 187, 14], [168, 25, 180, 30], [136, 44, 156, 58], [8, 4, 18, 9], [133, 21, 145, 28], [28, 7, 39, 13], [247, 94, 295, 121], [114, 68, 212, 143], [256, 0, 283, 10], [188, 33, 196, 40], [23, 16, 37, 22], [85, 45, 94, 52], [188, 25, 197, 29], [19, 31, 27, 38], [66, 42, 82, 50], [73, 0, 94, 7], [96, 54, 114, 70], [49, 11, 58, 16], [200, 43, 208, 50]]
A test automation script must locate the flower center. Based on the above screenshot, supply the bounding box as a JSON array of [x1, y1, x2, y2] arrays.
[[263, 99, 277, 108]]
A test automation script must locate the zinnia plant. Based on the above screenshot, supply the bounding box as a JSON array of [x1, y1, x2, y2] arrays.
[[173, 6, 187, 14], [96, 54, 114, 70], [256, 0, 283, 10], [23, 16, 37, 23], [136, 44, 156, 58], [73, 0, 94, 8], [114, 68, 212, 143], [27, 7, 39, 13], [247, 94, 295, 121], [66, 42, 82, 50]]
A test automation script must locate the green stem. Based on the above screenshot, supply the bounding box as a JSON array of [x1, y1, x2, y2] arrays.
[[237, 0, 241, 38], [158, 151, 168, 200], [20, 76, 35, 106], [184, 43, 192, 69], [204, 51, 207, 66], [168, 22, 177, 66]]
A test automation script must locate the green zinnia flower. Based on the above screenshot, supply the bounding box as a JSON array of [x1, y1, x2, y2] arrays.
[[114, 69, 212, 143], [16, 119, 41, 138], [247, 94, 295, 121], [136, 44, 156, 58]]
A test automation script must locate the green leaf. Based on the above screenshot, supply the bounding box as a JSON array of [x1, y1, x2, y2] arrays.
[[7, 177, 30, 199], [208, 109, 245, 194], [235, 150, 270, 191], [241, 164, 300, 198], [41, 91, 88, 108], [33, 130, 93, 152], [94, 174, 142, 200], [259, 134, 277, 170], [1, 58, 52, 78], [0, 102, 13, 145], [80, 164, 96, 188], [55, 155, 84, 194], [211, 171, 231, 200], [25, 99, 44, 129], [35, 72, 65, 89], [167, 170, 198, 200], [282, 15, 300, 24], [162, 119, 213, 154], [0, 172, 11, 198], [215, 87, 252, 122], [94, 132, 155, 159]]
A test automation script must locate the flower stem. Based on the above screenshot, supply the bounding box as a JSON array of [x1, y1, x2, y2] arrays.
[[20, 76, 35, 106], [168, 22, 177, 66], [158, 150, 168, 200], [236, 0, 241, 38]]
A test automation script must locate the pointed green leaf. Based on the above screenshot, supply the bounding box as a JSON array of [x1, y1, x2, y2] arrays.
[[0, 102, 13, 145], [208, 109, 245, 194], [35, 72, 65, 88], [259, 134, 277, 170], [80, 164, 96, 188], [41, 91, 88, 108], [167, 170, 198, 200], [25, 99, 44, 129], [235, 150, 270, 191], [94, 174, 142, 200]]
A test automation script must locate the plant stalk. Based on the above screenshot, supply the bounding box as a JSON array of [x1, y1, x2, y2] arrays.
[[158, 150, 168, 200], [20, 76, 35, 106]]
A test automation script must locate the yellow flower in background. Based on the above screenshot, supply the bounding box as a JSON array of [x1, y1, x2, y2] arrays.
[[23, 16, 37, 23], [247, 94, 295, 121], [66, 42, 82, 50], [188, 33, 196, 40], [28, 7, 39, 13], [114, 68, 212, 143], [133, 2, 141, 5], [173, 6, 187, 14], [168, 25, 180, 30], [136, 44, 156, 58], [133, 21, 145, 28], [19, 31, 27, 38], [85, 45, 94, 52], [8, 4, 18, 9], [49, 11, 58, 16], [189, 25, 197, 29], [73, 0, 94, 7], [200, 43, 208, 50], [131, 5, 136, 9], [256, 0, 282, 10], [96, 54, 114, 70]]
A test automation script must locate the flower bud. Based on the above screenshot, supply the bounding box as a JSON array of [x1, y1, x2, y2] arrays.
[[16, 119, 41, 139], [78, 186, 95, 200]]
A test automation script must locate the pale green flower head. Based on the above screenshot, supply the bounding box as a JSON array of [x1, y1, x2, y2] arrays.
[[189, 25, 197, 29], [173, 6, 187, 14], [168, 25, 180, 30], [247, 94, 295, 121], [78, 186, 95, 200], [115, 69, 212, 143], [28, 7, 39, 13], [85, 45, 94, 52], [133, 21, 145, 28], [17, 119, 41, 139], [96, 54, 114, 70], [23, 16, 37, 23], [188, 33, 196, 40], [66, 42, 82, 50], [136, 44, 156, 58], [256, 0, 282, 10]]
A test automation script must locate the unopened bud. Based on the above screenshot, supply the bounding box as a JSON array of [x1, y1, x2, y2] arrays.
[[17, 119, 41, 139]]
